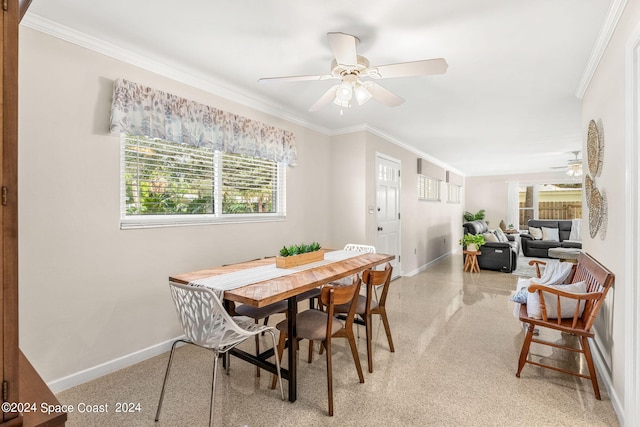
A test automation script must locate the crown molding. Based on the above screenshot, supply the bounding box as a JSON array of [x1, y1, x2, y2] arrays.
[[575, 0, 628, 98], [20, 13, 461, 174], [330, 123, 465, 176], [20, 13, 333, 136]]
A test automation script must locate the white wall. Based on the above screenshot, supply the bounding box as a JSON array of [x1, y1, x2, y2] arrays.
[[18, 27, 464, 387], [581, 0, 640, 420], [329, 131, 367, 247], [17, 27, 333, 383]]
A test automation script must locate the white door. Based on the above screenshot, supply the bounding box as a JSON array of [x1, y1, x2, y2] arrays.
[[376, 155, 401, 276]]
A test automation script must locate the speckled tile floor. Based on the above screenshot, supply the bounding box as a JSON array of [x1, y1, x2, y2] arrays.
[[57, 254, 620, 426]]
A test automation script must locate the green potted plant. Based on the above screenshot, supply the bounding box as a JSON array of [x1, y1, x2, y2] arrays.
[[463, 209, 486, 222], [460, 233, 485, 252], [276, 242, 323, 268]]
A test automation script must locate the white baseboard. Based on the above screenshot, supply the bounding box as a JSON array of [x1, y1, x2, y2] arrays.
[[405, 251, 452, 277], [592, 337, 624, 425], [47, 335, 185, 394]]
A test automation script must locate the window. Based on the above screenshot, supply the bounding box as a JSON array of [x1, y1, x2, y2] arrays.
[[519, 185, 536, 229], [447, 183, 461, 203], [418, 175, 440, 201], [121, 135, 285, 228], [518, 183, 582, 229]]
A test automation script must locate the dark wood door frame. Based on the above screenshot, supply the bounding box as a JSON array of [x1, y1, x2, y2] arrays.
[[2, 1, 66, 425], [2, 0, 21, 423]]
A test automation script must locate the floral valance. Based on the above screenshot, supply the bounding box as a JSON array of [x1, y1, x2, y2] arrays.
[[109, 78, 297, 165]]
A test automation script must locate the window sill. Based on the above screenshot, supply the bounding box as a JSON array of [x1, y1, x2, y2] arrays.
[[120, 214, 286, 230]]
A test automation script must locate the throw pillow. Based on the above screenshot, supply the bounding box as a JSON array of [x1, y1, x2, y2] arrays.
[[494, 228, 508, 242], [528, 226, 543, 240], [483, 232, 498, 243], [541, 226, 560, 242], [510, 287, 529, 304], [526, 281, 587, 319]]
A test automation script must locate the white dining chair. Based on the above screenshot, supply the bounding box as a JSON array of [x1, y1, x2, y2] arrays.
[[155, 282, 285, 427], [343, 243, 376, 254]]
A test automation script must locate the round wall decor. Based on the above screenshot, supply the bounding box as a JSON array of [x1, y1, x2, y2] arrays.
[[587, 119, 602, 176], [585, 118, 607, 240], [589, 185, 603, 239]]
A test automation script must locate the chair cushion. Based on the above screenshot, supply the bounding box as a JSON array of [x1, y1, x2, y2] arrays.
[[463, 220, 488, 235], [526, 281, 587, 319], [297, 287, 321, 300], [541, 227, 560, 242], [528, 226, 543, 239], [483, 232, 498, 243], [234, 300, 287, 319], [334, 295, 378, 315], [494, 228, 509, 242], [276, 309, 343, 341]]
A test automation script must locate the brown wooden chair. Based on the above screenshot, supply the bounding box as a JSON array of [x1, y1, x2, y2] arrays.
[[516, 253, 615, 399], [333, 262, 394, 373], [271, 277, 365, 416], [528, 258, 547, 278]]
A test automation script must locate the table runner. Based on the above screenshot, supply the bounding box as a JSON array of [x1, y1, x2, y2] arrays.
[[184, 250, 361, 298]]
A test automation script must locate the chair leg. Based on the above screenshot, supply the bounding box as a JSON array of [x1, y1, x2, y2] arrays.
[[271, 332, 286, 390], [254, 319, 261, 377], [379, 308, 395, 352], [324, 340, 334, 416], [346, 328, 365, 383], [266, 330, 286, 401], [209, 351, 220, 427], [516, 323, 535, 377], [366, 313, 373, 373], [154, 339, 183, 422], [308, 340, 314, 363], [581, 336, 602, 400]]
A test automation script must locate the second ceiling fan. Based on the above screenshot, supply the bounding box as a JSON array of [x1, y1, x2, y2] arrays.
[[258, 32, 448, 112]]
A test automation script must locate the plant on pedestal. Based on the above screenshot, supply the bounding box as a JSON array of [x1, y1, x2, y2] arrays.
[[460, 233, 485, 252]]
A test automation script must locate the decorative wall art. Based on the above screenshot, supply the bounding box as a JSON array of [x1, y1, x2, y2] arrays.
[[585, 119, 607, 240], [587, 119, 602, 177]]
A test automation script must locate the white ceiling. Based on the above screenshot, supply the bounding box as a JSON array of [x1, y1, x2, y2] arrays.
[[23, 0, 612, 176]]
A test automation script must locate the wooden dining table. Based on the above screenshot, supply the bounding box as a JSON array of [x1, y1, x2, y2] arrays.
[[169, 251, 395, 402]]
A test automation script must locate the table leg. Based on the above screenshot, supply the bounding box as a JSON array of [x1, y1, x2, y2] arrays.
[[286, 296, 297, 402]]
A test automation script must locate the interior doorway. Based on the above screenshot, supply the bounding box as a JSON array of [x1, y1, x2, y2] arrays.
[[375, 154, 401, 277]]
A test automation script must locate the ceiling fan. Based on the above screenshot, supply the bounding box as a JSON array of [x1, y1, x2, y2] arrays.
[[551, 151, 583, 177], [258, 32, 448, 112]]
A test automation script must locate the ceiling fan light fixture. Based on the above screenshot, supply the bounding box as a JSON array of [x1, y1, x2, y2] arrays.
[[333, 95, 351, 108], [261, 32, 448, 112], [335, 82, 353, 102], [354, 83, 372, 105], [566, 163, 582, 177]]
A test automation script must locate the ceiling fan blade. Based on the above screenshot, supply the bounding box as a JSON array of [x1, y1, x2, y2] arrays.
[[372, 58, 448, 79], [258, 74, 333, 84], [327, 32, 358, 67], [365, 82, 404, 107], [309, 85, 339, 112]]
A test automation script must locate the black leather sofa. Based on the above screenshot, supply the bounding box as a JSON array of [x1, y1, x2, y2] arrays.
[[462, 220, 519, 272], [520, 219, 582, 258]]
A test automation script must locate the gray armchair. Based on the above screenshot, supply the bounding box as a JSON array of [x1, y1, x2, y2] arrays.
[[462, 220, 519, 272]]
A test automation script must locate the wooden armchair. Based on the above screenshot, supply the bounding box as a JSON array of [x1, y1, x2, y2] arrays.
[[516, 253, 615, 399], [528, 258, 547, 279]]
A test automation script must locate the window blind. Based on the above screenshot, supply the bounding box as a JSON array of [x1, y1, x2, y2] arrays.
[[121, 135, 285, 228]]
